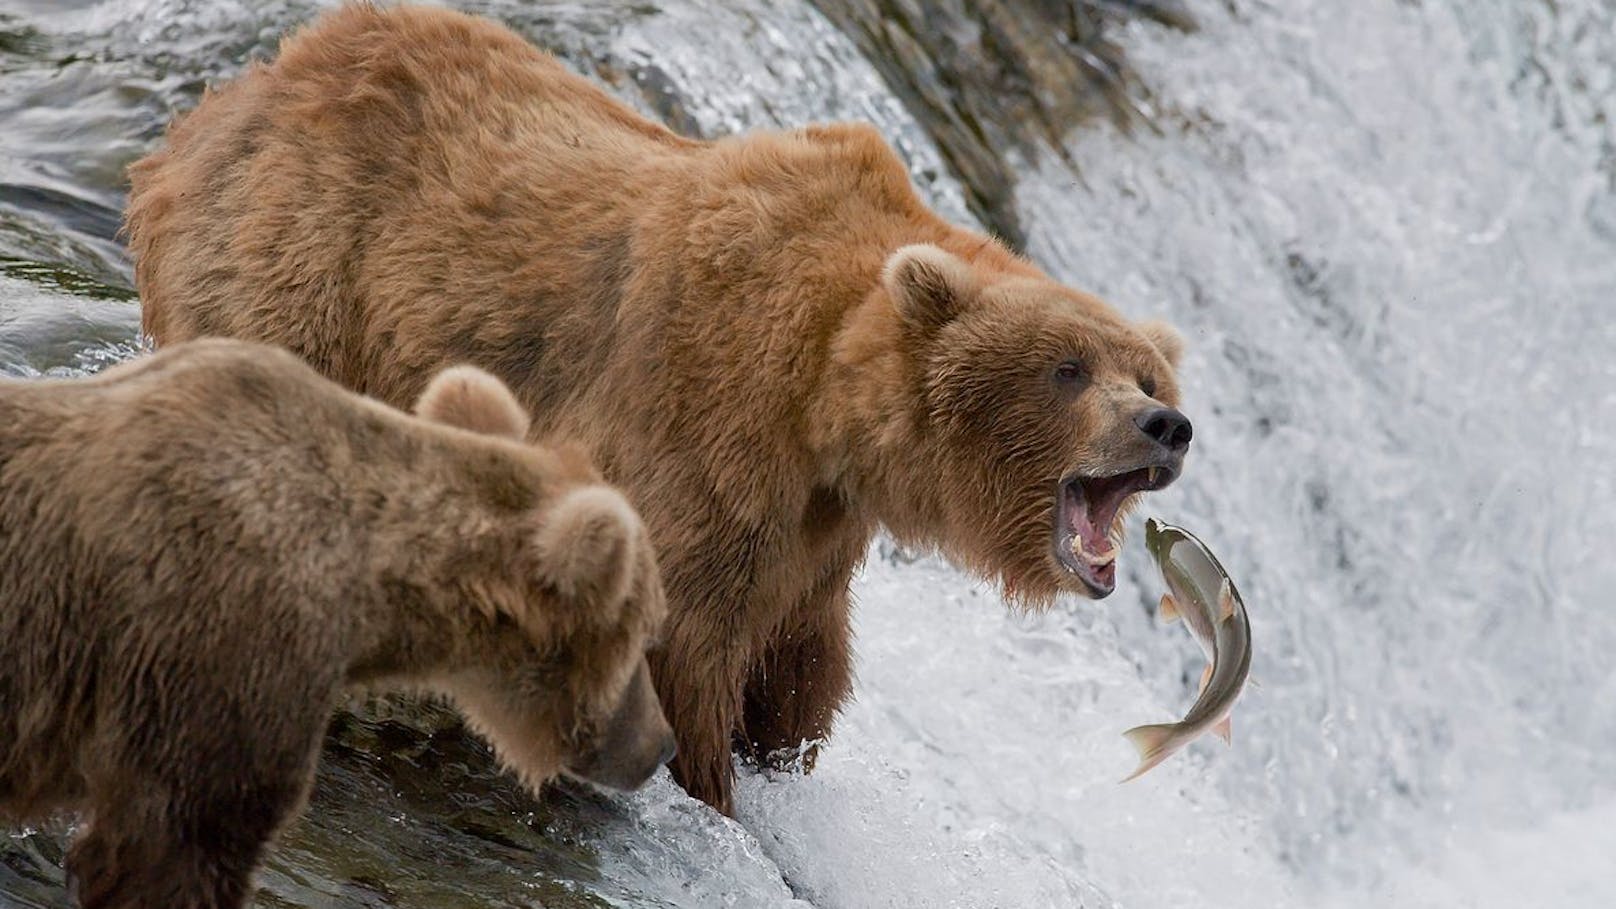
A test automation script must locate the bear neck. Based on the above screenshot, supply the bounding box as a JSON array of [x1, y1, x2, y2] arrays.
[[690, 126, 1035, 543], [808, 233, 1046, 546], [810, 283, 955, 543]]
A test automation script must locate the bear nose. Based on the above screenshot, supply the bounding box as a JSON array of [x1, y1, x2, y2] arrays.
[[1136, 407, 1193, 453]]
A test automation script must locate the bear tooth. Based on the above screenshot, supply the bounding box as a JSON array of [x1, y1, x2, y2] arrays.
[[1071, 541, 1118, 566]]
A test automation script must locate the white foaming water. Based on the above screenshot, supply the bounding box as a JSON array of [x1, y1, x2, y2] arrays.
[[3, 0, 1613, 906], [1015, 0, 1616, 904], [583, 547, 1295, 909]]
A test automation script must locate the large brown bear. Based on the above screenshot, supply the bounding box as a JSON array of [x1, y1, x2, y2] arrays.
[[0, 340, 673, 909], [126, 4, 1192, 814]]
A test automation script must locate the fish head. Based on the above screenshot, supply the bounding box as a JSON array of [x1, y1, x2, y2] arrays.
[[1144, 517, 1172, 563]]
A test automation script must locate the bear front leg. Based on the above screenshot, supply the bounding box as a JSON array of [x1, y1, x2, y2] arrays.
[[652, 638, 747, 816], [64, 822, 127, 909], [67, 813, 260, 909], [68, 720, 324, 909], [741, 586, 854, 772]]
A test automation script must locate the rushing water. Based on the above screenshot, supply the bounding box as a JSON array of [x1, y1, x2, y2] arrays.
[[3, 1, 1613, 906]]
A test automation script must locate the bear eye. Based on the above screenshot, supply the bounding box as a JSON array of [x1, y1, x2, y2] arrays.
[[1140, 376, 1158, 398], [1053, 361, 1083, 384]]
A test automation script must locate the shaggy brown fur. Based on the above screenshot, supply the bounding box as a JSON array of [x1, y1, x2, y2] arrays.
[[125, 4, 1191, 814], [0, 340, 671, 909]]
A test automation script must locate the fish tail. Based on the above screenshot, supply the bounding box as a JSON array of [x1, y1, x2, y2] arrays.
[[1119, 723, 1180, 783]]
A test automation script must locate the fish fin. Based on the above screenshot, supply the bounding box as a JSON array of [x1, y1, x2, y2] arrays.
[[1216, 578, 1238, 621], [1119, 723, 1179, 783], [1158, 593, 1181, 623], [1213, 716, 1232, 745], [1196, 662, 1212, 696]]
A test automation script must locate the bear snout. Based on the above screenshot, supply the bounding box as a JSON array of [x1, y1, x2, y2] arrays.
[[567, 660, 676, 791], [1134, 407, 1193, 455]]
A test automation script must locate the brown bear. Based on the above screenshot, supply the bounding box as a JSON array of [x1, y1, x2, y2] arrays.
[[125, 4, 1192, 815], [0, 339, 673, 909]]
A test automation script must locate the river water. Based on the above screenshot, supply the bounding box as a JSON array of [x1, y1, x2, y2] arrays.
[[2, 1, 1613, 907]]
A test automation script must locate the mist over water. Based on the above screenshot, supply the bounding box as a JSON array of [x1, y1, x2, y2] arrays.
[[3, 1, 1612, 906]]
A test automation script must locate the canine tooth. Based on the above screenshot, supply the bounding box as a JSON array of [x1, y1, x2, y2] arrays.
[[1071, 536, 1118, 566], [1148, 466, 1158, 486], [1085, 544, 1119, 566]]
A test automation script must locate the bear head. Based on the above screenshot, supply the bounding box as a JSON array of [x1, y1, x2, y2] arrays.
[[412, 366, 674, 791], [850, 243, 1191, 605]]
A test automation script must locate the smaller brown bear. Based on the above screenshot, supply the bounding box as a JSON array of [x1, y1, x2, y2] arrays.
[[0, 340, 673, 909]]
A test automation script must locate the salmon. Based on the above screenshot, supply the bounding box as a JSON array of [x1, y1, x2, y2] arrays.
[[1121, 518, 1252, 782]]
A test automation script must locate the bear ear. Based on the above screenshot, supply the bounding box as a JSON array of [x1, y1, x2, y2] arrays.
[[529, 485, 643, 624], [1138, 319, 1185, 369], [414, 365, 531, 441], [882, 244, 977, 333]]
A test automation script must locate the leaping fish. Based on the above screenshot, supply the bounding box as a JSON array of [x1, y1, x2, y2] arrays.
[[1121, 518, 1252, 782]]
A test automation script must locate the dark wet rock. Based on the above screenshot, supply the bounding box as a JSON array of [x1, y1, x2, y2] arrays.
[[807, 0, 1195, 248], [0, 699, 619, 909]]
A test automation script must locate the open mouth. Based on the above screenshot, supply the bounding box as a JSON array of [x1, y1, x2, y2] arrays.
[[1053, 464, 1178, 597]]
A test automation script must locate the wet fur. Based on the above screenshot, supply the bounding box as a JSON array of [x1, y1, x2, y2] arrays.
[[0, 341, 665, 908], [125, 4, 1185, 813]]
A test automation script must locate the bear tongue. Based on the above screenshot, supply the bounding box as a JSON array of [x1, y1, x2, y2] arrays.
[[1063, 479, 1123, 562]]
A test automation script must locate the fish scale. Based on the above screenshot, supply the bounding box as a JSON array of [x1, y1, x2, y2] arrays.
[[1121, 518, 1253, 782]]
